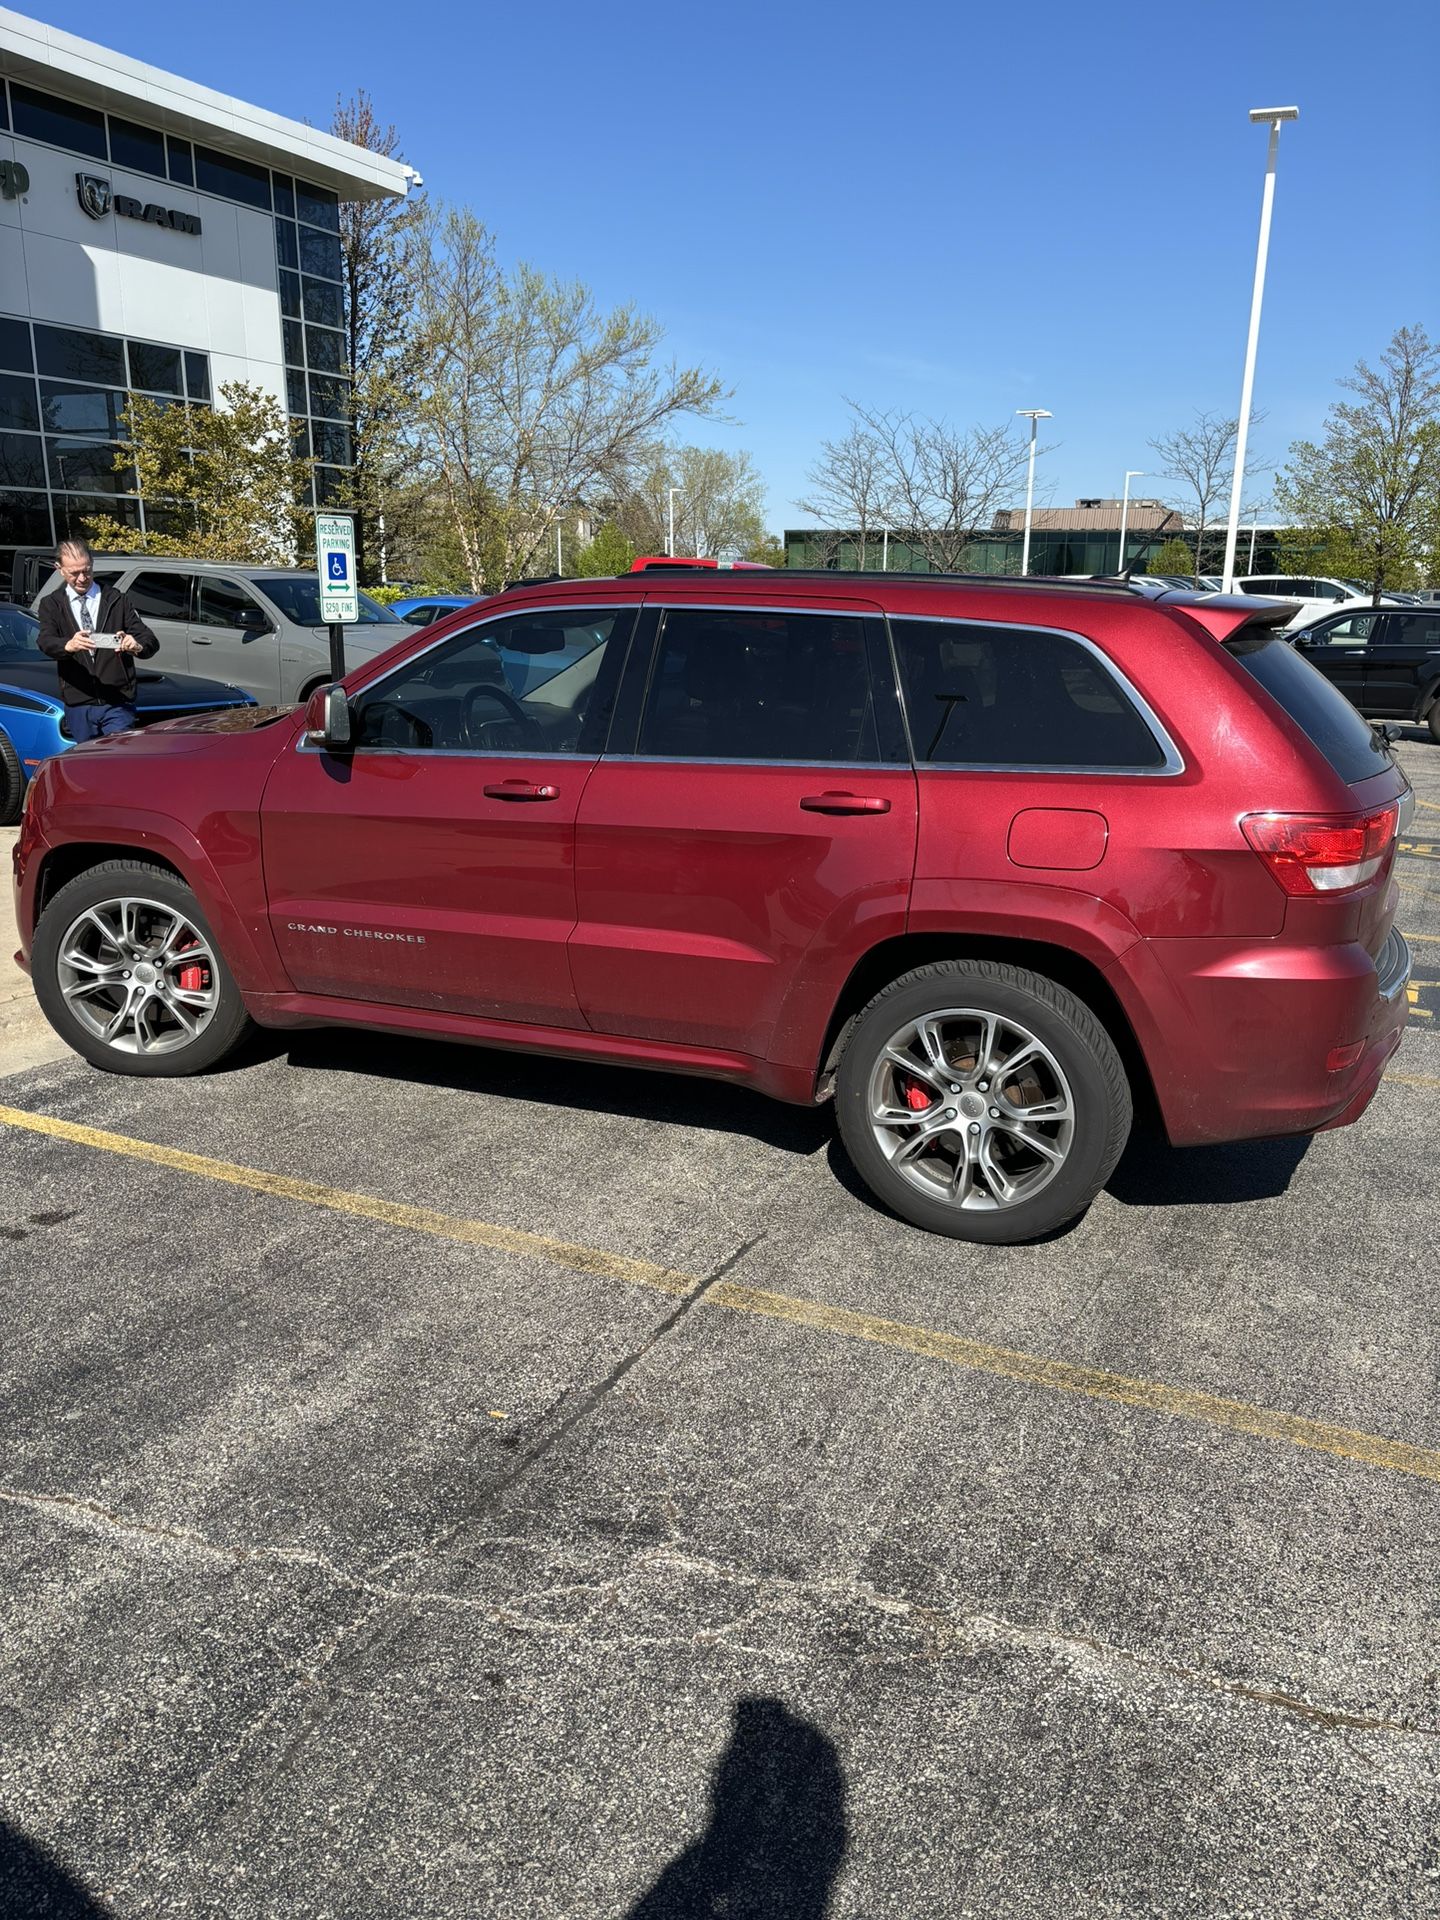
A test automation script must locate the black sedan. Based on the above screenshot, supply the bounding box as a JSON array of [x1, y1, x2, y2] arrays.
[[1291, 605, 1440, 743]]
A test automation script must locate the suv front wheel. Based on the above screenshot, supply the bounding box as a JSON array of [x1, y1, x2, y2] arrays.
[[32, 861, 253, 1076], [835, 960, 1132, 1243]]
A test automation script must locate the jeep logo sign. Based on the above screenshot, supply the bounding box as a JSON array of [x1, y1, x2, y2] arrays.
[[0, 158, 30, 200], [76, 171, 201, 236]]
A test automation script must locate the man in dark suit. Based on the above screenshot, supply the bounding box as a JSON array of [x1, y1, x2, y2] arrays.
[[36, 540, 159, 741]]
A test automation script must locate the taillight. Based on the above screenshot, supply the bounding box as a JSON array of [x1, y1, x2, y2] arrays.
[[1241, 803, 1399, 896]]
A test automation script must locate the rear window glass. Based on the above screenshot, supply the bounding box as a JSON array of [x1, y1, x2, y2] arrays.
[[1227, 635, 1392, 784], [891, 619, 1166, 768]]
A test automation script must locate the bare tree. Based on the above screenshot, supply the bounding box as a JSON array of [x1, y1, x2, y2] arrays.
[[842, 405, 1037, 573], [409, 208, 727, 589], [331, 93, 424, 577], [1148, 409, 1267, 584], [797, 417, 894, 568]]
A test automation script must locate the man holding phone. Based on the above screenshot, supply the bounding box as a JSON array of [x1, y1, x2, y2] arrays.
[[36, 539, 160, 740]]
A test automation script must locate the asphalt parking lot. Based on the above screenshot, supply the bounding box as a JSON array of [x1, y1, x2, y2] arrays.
[[2, 737, 1439, 1919]]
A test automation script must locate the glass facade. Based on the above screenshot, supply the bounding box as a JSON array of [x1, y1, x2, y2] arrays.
[[0, 313, 213, 576], [0, 74, 357, 584], [783, 527, 1298, 576]]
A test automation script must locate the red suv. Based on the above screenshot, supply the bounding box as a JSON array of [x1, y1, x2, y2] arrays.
[[11, 572, 1413, 1243]]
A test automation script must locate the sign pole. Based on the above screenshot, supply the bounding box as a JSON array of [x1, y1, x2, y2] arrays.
[[315, 510, 359, 684]]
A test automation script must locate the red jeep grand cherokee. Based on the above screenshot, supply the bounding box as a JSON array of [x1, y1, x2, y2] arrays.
[[11, 571, 1413, 1244]]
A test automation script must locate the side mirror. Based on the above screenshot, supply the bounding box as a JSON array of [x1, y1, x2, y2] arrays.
[[235, 606, 271, 632], [303, 683, 353, 750]]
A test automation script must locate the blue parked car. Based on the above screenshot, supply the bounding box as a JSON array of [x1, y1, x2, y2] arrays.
[[0, 601, 256, 824], [387, 595, 603, 698], [390, 594, 477, 626]]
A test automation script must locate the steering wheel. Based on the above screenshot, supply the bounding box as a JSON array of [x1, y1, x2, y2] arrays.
[[461, 682, 545, 749]]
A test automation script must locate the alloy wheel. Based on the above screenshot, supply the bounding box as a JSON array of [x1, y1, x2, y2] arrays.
[[55, 895, 220, 1056]]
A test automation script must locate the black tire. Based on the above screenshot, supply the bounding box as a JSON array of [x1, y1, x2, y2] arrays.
[[834, 959, 1132, 1244], [32, 859, 253, 1076], [0, 729, 24, 826], [1427, 700, 1440, 746]]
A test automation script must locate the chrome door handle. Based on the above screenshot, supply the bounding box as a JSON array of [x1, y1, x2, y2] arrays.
[[799, 791, 891, 815], [483, 780, 560, 801]]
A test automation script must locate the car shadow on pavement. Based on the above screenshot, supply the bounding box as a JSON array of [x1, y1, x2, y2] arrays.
[[0, 1821, 111, 1916], [1105, 1126, 1311, 1208], [625, 1696, 848, 1918], [282, 1029, 834, 1157]]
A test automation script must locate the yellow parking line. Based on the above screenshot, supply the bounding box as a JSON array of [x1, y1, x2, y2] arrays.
[[1402, 929, 1440, 943], [1384, 1071, 1440, 1090], [4, 1102, 1440, 1487]]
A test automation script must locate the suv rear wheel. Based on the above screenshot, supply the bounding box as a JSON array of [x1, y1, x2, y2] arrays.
[[32, 861, 253, 1076], [834, 960, 1131, 1243]]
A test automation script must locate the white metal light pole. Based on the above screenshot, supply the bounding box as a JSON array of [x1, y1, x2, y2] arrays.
[[881, 526, 889, 571], [1016, 409, 1052, 575], [1117, 471, 1145, 573], [556, 521, 563, 574], [1221, 105, 1299, 592], [667, 488, 681, 557]]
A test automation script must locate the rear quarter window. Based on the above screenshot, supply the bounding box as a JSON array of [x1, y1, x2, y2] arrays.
[[1226, 634, 1392, 784]]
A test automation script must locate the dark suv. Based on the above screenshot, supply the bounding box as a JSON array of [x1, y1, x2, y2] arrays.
[[12, 572, 1413, 1243], [1290, 605, 1440, 740]]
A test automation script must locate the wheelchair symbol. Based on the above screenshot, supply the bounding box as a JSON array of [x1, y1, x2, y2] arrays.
[[326, 551, 348, 582]]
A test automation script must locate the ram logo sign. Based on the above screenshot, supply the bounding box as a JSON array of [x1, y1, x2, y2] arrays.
[[0, 158, 30, 200], [75, 172, 202, 235]]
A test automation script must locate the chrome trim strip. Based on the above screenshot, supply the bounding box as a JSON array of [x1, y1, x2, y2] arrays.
[[597, 758, 904, 771], [295, 738, 588, 760], [1377, 928, 1411, 1002], [885, 612, 1186, 777]]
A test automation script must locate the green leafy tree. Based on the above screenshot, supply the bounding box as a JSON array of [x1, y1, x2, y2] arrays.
[[410, 207, 727, 590], [744, 532, 786, 568], [1151, 537, 1196, 575], [620, 445, 768, 558], [85, 382, 313, 561], [572, 521, 636, 577], [1276, 325, 1440, 601]]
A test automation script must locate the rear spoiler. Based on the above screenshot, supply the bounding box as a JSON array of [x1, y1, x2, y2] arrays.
[[1153, 591, 1301, 643]]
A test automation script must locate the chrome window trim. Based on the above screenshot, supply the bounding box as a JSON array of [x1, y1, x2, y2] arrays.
[[887, 611, 1186, 777], [600, 757, 903, 771], [294, 600, 628, 760]]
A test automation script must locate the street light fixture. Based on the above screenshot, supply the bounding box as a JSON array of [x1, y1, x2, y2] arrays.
[[1117, 471, 1145, 573], [1016, 409, 1052, 575], [667, 487, 682, 558], [1221, 105, 1299, 592]]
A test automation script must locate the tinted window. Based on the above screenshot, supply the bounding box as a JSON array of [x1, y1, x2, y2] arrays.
[[196, 578, 263, 627], [253, 577, 400, 626], [0, 493, 53, 546], [193, 145, 272, 210], [184, 353, 211, 404], [46, 439, 131, 494], [1227, 636, 1390, 784], [275, 221, 300, 272], [0, 373, 39, 433], [166, 138, 194, 187], [1379, 614, 1440, 647], [0, 318, 33, 373], [108, 116, 166, 179], [0, 434, 47, 489], [639, 609, 880, 763], [309, 374, 350, 420], [352, 608, 628, 754], [305, 326, 344, 373], [1313, 613, 1379, 646], [0, 605, 41, 660], [39, 382, 124, 436], [33, 326, 125, 385], [128, 572, 193, 620], [296, 183, 340, 232], [892, 619, 1165, 768], [9, 83, 107, 159], [128, 342, 182, 395], [278, 272, 302, 321], [301, 278, 343, 329], [299, 229, 343, 281], [273, 176, 296, 219]]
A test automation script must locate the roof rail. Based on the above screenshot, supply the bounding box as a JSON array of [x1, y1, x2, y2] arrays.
[[636, 567, 1150, 595]]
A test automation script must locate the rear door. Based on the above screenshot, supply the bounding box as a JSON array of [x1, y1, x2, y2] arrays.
[[570, 598, 917, 1062], [188, 575, 282, 702], [120, 568, 195, 674], [1363, 611, 1440, 719]]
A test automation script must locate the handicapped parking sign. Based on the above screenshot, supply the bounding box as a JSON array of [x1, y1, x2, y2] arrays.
[[315, 511, 358, 624]]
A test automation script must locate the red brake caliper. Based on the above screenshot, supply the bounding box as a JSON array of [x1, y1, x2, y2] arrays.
[[178, 965, 209, 993], [903, 1080, 933, 1113]]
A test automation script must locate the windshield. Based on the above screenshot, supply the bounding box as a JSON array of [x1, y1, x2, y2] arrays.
[[0, 604, 40, 662], [253, 577, 401, 627]]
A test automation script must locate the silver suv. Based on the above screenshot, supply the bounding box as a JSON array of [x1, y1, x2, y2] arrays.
[[33, 558, 405, 707]]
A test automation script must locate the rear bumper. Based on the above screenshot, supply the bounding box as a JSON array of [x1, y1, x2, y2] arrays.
[[1112, 927, 1410, 1147]]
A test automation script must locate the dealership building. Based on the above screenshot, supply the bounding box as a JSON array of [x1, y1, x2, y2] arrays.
[[0, 7, 420, 592]]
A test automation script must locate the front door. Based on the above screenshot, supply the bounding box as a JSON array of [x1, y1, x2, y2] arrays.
[[1302, 610, 1380, 709], [188, 576, 283, 703], [571, 603, 917, 1061], [261, 602, 634, 1026]]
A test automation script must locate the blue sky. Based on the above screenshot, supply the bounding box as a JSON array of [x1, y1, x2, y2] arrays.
[[61, 0, 1440, 532]]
